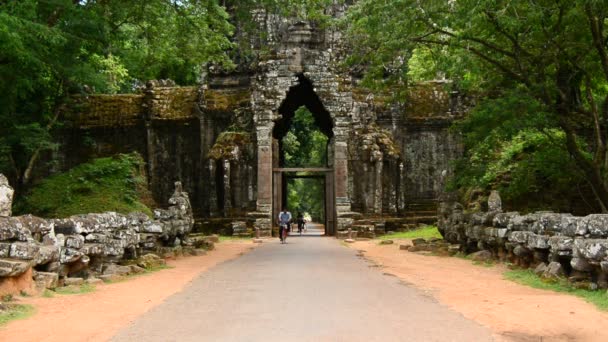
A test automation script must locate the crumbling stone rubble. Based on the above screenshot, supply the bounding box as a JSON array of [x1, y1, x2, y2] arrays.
[[438, 191, 608, 289], [0, 178, 210, 293]]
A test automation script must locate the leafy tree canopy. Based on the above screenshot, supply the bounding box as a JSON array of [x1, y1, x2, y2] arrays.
[[344, 0, 608, 212], [0, 0, 333, 190]]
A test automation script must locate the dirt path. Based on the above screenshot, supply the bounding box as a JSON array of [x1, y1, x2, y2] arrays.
[[356, 240, 608, 342], [0, 241, 255, 342], [112, 235, 491, 341]]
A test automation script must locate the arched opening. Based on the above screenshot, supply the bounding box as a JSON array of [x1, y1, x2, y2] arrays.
[[272, 75, 336, 236]]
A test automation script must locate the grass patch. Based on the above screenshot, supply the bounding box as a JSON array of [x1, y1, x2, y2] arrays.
[[102, 265, 174, 284], [379, 225, 443, 240], [504, 269, 608, 311], [219, 235, 250, 242], [54, 283, 96, 295], [472, 260, 495, 267], [15, 153, 153, 218], [0, 304, 35, 326], [42, 289, 55, 298]]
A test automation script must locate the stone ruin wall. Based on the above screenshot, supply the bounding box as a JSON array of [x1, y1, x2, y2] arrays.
[[58, 77, 464, 235], [1, 176, 215, 295], [438, 192, 608, 289], [51, 8, 468, 235]]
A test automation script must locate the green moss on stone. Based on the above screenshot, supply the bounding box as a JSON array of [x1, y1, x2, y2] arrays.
[[208, 132, 251, 160], [16, 153, 153, 218]]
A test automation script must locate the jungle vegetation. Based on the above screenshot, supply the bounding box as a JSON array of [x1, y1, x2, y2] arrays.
[[3, 0, 608, 214], [345, 0, 608, 213]]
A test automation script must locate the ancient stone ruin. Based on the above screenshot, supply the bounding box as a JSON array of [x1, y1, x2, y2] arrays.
[[54, 6, 468, 238], [0, 177, 210, 294], [438, 192, 608, 289]]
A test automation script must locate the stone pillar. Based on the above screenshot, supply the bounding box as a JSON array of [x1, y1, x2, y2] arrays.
[[248, 124, 273, 236], [208, 160, 218, 216], [333, 122, 353, 233], [223, 159, 231, 217], [374, 158, 383, 215], [0, 174, 14, 217]]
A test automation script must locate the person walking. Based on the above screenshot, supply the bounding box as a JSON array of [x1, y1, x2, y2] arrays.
[[277, 208, 292, 243], [296, 212, 305, 235]]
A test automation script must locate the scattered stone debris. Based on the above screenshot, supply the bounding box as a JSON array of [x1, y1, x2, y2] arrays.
[[0, 177, 217, 295], [439, 190, 608, 289]]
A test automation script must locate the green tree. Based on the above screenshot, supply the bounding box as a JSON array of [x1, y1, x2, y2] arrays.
[[282, 106, 328, 167], [345, 0, 608, 211], [0, 0, 234, 189]]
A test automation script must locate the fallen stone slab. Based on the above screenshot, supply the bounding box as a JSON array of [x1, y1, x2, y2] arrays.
[[0, 258, 31, 277], [469, 250, 493, 262], [137, 253, 166, 269], [85, 278, 103, 285], [103, 264, 132, 276], [129, 265, 146, 274], [34, 272, 58, 290], [379, 240, 394, 245], [64, 277, 84, 286], [98, 274, 123, 283]]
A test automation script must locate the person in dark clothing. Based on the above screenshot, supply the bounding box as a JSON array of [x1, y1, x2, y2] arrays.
[[296, 212, 305, 234]]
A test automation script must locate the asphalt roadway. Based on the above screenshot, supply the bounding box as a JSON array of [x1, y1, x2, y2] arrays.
[[112, 224, 493, 341]]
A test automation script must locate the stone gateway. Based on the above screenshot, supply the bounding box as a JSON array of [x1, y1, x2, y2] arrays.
[[57, 7, 467, 237]]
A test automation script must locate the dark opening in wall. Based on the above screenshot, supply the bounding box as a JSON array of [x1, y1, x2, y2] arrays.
[[272, 74, 334, 167]]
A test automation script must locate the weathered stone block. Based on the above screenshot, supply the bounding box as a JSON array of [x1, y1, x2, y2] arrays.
[[9, 242, 40, 260], [0, 258, 31, 277], [36, 245, 59, 266], [60, 248, 83, 264], [65, 235, 85, 249], [579, 214, 608, 237], [573, 239, 608, 261], [543, 261, 565, 279], [0, 242, 10, 257], [103, 264, 131, 276], [64, 277, 84, 286], [508, 231, 531, 244], [571, 257, 593, 272], [527, 234, 549, 249], [34, 271, 58, 291], [137, 253, 165, 269], [548, 236, 574, 251]]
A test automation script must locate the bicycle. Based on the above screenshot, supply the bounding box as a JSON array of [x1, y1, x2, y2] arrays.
[[280, 222, 288, 244]]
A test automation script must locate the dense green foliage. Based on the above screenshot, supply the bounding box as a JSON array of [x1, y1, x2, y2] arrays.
[[282, 107, 328, 168], [16, 153, 153, 218], [0, 0, 333, 192], [0, 0, 233, 189], [287, 178, 325, 222], [282, 107, 328, 221], [345, 0, 608, 212]]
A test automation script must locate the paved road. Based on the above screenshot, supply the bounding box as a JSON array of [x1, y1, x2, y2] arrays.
[[113, 227, 493, 341]]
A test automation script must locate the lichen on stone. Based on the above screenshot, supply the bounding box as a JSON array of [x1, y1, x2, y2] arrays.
[[352, 124, 401, 161], [208, 131, 251, 161]]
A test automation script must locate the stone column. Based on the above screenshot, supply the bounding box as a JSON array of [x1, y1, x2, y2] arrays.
[[0, 174, 14, 217], [248, 123, 273, 236], [208, 160, 218, 216], [333, 119, 353, 233], [374, 158, 383, 215], [223, 159, 231, 217]]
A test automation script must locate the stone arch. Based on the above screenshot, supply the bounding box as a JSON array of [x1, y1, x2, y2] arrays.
[[272, 74, 334, 168]]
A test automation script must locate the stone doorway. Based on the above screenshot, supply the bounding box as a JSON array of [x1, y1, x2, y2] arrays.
[[270, 74, 336, 236], [272, 169, 336, 236]]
